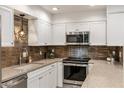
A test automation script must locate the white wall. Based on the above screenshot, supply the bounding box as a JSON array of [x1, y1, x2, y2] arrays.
[[8, 5, 52, 23], [52, 10, 106, 23]]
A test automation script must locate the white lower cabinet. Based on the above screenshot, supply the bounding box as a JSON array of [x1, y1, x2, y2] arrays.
[[27, 75, 39, 88], [27, 62, 62, 88], [48, 68, 57, 88], [39, 72, 49, 88], [57, 62, 63, 87]]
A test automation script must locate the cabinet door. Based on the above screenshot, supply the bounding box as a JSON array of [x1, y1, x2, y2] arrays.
[[78, 23, 90, 31], [28, 63, 58, 88], [107, 5, 124, 14], [0, 6, 14, 46], [66, 22, 89, 32], [52, 24, 66, 45], [66, 23, 79, 32], [28, 20, 40, 46], [57, 62, 63, 87], [90, 21, 106, 45], [39, 72, 49, 88], [27, 76, 39, 88], [48, 69, 57, 88], [107, 13, 124, 46], [44, 22, 52, 45], [28, 19, 52, 46], [37, 20, 52, 45]]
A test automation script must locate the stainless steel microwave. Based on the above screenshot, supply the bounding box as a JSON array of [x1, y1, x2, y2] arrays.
[[66, 31, 90, 45]]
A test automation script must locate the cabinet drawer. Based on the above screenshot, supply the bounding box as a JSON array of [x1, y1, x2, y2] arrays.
[[28, 63, 57, 78]]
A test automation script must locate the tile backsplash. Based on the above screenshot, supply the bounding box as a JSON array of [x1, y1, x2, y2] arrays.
[[88, 46, 123, 61], [29, 46, 47, 61], [1, 46, 46, 68], [1, 47, 20, 68], [47, 46, 68, 58], [1, 46, 123, 68]]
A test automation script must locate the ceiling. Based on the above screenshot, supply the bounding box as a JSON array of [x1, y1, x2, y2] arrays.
[[41, 5, 106, 14], [14, 9, 37, 19]]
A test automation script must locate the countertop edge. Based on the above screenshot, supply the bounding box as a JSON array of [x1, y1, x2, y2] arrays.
[[2, 59, 63, 83]]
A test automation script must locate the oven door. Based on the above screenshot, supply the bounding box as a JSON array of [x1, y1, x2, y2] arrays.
[[64, 63, 88, 85]]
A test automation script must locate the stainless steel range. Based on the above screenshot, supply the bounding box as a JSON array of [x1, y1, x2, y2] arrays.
[[63, 57, 90, 85], [63, 46, 90, 85]]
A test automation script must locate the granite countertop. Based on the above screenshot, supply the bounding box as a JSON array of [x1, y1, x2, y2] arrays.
[[81, 60, 123, 88], [2, 58, 63, 83]]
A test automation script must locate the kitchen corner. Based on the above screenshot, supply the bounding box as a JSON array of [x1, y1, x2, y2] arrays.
[[0, 5, 124, 88]]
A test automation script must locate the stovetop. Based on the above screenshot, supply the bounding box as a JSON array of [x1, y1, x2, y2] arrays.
[[63, 57, 91, 64]]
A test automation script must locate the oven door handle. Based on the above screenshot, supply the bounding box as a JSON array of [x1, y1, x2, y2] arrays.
[[64, 63, 88, 67], [64, 63, 76, 66]]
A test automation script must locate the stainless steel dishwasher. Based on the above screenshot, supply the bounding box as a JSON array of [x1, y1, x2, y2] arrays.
[[2, 74, 27, 88]]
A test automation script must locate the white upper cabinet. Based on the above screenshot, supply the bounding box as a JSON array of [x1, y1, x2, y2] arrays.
[[90, 21, 106, 45], [107, 5, 124, 14], [28, 19, 52, 46], [66, 22, 89, 32], [107, 13, 124, 46], [107, 5, 124, 46], [37, 20, 52, 45], [43, 21, 52, 45], [0, 6, 14, 47], [52, 23, 66, 45]]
